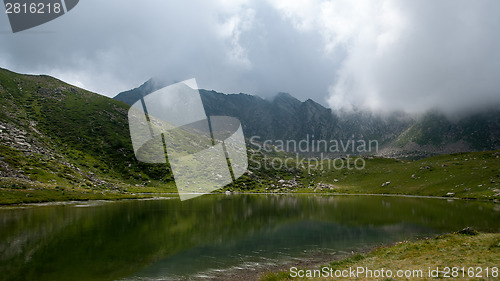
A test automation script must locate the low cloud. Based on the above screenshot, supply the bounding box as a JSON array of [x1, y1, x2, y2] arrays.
[[323, 0, 500, 113], [0, 0, 499, 113]]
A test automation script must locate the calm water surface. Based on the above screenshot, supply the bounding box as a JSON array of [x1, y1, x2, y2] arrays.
[[0, 194, 499, 281]]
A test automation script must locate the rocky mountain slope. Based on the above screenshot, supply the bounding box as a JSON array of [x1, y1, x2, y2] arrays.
[[0, 68, 173, 195]]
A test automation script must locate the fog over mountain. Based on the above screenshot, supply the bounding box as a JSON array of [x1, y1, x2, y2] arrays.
[[115, 78, 500, 158], [1, 0, 499, 114]]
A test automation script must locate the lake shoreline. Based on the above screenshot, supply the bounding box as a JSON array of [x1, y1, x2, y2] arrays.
[[259, 232, 500, 281], [1, 191, 498, 207], [2, 193, 498, 280], [206, 244, 381, 281]]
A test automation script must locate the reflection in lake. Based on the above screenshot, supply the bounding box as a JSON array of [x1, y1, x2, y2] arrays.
[[0, 195, 499, 281]]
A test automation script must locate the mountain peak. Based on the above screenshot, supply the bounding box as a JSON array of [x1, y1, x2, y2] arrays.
[[274, 92, 295, 99], [272, 92, 301, 104]]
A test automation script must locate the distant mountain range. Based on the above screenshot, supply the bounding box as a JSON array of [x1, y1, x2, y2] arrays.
[[115, 78, 500, 158]]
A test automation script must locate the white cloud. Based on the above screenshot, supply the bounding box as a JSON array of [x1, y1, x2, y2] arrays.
[[325, 0, 500, 113], [267, 0, 500, 113], [217, 8, 255, 68], [266, 0, 320, 31], [0, 0, 499, 113]]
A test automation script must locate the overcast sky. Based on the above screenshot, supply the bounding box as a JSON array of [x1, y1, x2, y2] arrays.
[[1, 0, 499, 113]]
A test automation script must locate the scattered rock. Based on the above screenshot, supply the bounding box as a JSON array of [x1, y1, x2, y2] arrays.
[[314, 183, 337, 190], [456, 227, 478, 236]]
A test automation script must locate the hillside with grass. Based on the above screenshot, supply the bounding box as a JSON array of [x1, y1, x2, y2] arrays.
[[304, 150, 500, 200], [239, 149, 500, 200], [0, 68, 179, 203]]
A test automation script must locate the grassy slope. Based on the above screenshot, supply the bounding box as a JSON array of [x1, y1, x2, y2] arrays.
[[0, 68, 178, 204], [306, 150, 500, 200], [260, 232, 500, 281], [395, 109, 499, 151], [242, 149, 499, 200]]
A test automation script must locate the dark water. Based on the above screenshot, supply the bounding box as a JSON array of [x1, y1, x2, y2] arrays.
[[0, 195, 499, 281]]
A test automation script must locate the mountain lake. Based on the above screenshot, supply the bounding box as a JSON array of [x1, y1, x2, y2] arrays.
[[1, 194, 499, 280]]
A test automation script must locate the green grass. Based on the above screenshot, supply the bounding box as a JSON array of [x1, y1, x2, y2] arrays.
[[230, 149, 500, 201], [260, 232, 500, 280], [2, 148, 499, 204], [0, 188, 143, 205], [307, 150, 500, 200], [255, 149, 499, 200]]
